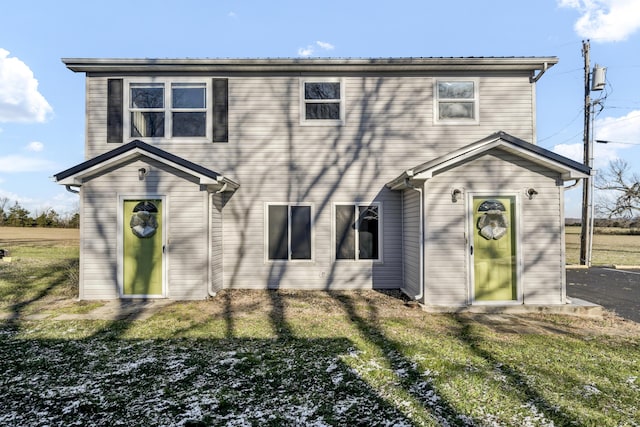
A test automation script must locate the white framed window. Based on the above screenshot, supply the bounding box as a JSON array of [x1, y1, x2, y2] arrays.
[[334, 203, 381, 261], [434, 79, 479, 124], [300, 78, 345, 125], [266, 203, 313, 261], [125, 78, 212, 141]]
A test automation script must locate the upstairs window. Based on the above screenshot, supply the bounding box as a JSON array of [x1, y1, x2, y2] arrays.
[[301, 79, 344, 125], [130, 83, 166, 137], [130, 82, 207, 138], [110, 78, 228, 143], [435, 79, 478, 124], [171, 83, 207, 137], [335, 204, 381, 261]]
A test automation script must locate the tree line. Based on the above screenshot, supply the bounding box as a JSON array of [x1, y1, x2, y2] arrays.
[[0, 197, 79, 228]]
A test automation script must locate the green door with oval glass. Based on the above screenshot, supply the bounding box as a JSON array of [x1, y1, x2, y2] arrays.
[[472, 196, 517, 301], [123, 199, 163, 296]]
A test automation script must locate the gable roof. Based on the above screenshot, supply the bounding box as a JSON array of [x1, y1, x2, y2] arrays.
[[54, 140, 239, 191], [386, 131, 590, 190]]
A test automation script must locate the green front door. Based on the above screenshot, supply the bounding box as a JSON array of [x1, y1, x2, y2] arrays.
[[472, 196, 517, 302], [123, 199, 163, 296]]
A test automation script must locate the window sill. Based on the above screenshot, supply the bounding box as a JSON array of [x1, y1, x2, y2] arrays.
[[300, 120, 345, 127]]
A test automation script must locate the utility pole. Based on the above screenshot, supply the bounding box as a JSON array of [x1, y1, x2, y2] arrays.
[[579, 40, 592, 266]]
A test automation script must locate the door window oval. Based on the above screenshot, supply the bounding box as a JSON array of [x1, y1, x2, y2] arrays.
[[477, 199, 509, 240], [130, 201, 159, 238]]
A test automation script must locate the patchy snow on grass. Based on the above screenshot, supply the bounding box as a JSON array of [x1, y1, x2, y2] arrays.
[[0, 335, 421, 426]]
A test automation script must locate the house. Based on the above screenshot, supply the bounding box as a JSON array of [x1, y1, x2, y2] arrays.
[[54, 57, 589, 306]]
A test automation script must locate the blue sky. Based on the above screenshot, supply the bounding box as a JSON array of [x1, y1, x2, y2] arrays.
[[1, 0, 639, 218]]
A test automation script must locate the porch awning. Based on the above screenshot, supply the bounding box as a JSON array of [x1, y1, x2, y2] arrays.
[[54, 139, 239, 193], [386, 131, 590, 190]]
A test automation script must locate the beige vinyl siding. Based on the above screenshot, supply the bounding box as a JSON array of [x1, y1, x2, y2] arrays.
[[79, 188, 119, 299], [81, 71, 538, 293], [210, 193, 224, 294], [423, 148, 564, 305], [80, 159, 209, 299], [423, 181, 469, 306], [401, 188, 422, 299]]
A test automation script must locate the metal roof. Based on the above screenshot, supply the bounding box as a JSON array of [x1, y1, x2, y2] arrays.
[[54, 140, 239, 191], [62, 56, 558, 74], [387, 131, 590, 190]]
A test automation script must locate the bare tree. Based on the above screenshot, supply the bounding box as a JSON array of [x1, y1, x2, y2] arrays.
[[596, 159, 640, 218], [0, 196, 9, 225]]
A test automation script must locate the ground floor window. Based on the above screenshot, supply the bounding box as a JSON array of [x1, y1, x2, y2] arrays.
[[335, 204, 380, 260], [267, 204, 312, 260]]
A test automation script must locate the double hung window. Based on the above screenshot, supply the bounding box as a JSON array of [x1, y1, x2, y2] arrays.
[[435, 79, 478, 124], [129, 81, 207, 138], [335, 204, 380, 261], [301, 79, 344, 124], [267, 204, 312, 261]]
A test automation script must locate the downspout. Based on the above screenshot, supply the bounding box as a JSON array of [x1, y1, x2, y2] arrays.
[[65, 185, 80, 194], [564, 179, 581, 190], [207, 191, 215, 298], [529, 62, 550, 84], [404, 178, 424, 302]]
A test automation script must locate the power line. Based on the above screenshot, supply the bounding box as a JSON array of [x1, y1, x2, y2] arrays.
[[596, 140, 640, 146]]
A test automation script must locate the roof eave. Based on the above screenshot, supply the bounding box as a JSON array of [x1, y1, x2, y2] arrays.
[[387, 132, 590, 189], [62, 57, 559, 74], [54, 140, 240, 192]]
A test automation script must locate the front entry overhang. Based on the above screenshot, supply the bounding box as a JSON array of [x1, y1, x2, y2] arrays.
[[54, 139, 240, 193], [386, 131, 590, 190]]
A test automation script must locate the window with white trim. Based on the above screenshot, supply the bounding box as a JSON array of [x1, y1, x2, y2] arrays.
[[267, 204, 312, 261], [301, 79, 344, 125], [129, 81, 208, 138], [435, 79, 479, 124], [335, 204, 381, 260]]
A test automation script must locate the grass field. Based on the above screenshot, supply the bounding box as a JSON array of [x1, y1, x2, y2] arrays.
[[565, 225, 640, 265], [1, 227, 639, 426]]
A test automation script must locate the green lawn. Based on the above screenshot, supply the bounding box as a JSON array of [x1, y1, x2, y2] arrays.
[[1, 228, 639, 426]]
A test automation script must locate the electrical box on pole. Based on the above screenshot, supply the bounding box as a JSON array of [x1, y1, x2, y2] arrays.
[[592, 64, 606, 91]]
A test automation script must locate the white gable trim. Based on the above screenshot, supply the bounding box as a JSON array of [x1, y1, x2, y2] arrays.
[[387, 132, 589, 190], [55, 143, 239, 192]]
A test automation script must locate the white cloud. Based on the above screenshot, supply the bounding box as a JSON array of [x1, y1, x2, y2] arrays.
[[553, 142, 584, 163], [298, 41, 335, 57], [26, 141, 44, 152], [228, 11, 237, 18], [0, 48, 53, 123], [0, 188, 35, 206], [316, 41, 335, 51], [559, 0, 640, 42], [0, 155, 56, 173], [594, 110, 640, 142], [553, 110, 640, 171], [298, 46, 315, 57]]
